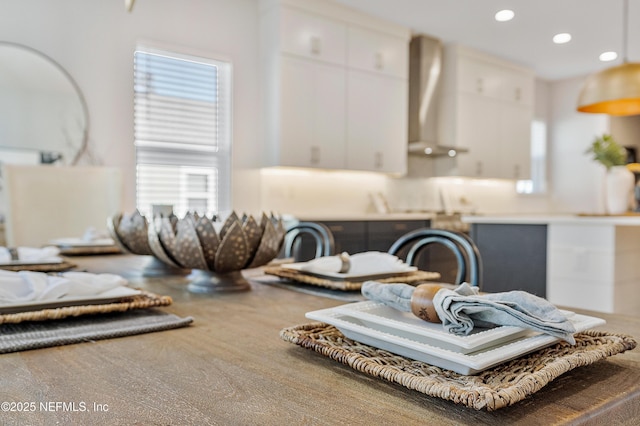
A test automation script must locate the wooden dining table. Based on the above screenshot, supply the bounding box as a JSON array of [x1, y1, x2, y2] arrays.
[[1, 254, 638, 425]]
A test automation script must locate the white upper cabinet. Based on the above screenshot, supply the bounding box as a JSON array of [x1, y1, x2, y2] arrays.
[[279, 56, 346, 169], [457, 54, 534, 106], [500, 67, 534, 106], [347, 70, 407, 173], [260, 0, 410, 174], [280, 7, 346, 65], [457, 56, 503, 99], [347, 26, 408, 78], [437, 45, 534, 180]]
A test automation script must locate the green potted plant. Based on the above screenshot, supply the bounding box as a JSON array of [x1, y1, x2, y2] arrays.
[[585, 134, 634, 214], [585, 134, 627, 170]]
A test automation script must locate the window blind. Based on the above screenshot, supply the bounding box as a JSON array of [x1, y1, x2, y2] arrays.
[[134, 47, 231, 217]]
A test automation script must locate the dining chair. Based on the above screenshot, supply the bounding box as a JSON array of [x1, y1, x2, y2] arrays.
[[388, 228, 482, 288], [1, 164, 123, 247], [283, 222, 335, 261]]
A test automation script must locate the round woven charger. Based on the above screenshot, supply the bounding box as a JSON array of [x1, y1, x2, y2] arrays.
[[0, 261, 77, 272]]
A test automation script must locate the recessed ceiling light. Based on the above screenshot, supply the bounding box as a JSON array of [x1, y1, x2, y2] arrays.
[[599, 51, 618, 62], [495, 9, 515, 22], [553, 33, 572, 44]]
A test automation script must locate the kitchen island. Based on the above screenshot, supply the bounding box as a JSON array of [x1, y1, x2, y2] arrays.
[[1, 254, 638, 425], [464, 214, 640, 315]]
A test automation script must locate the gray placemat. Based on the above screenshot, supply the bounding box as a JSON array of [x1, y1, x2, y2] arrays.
[[0, 309, 193, 354]]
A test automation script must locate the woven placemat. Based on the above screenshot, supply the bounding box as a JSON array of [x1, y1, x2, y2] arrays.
[[0, 291, 173, 324], [263, 266, 441, 291], [0, 261, 77, 272], [280, 322, 637, 411], [0, 309, 193, 354]]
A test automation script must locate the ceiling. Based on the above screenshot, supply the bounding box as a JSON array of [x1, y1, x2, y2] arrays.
[[334, 0, 640, 81]]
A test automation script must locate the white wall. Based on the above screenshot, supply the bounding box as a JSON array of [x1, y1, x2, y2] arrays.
[[0, 0, 262, 213], [548, 75, 609, 213]]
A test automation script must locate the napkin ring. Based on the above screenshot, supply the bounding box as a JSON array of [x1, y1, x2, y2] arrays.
[[410, 284, 443, 323]]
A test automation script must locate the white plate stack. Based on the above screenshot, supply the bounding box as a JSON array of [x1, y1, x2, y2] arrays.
[[306, 301, 606, 375]]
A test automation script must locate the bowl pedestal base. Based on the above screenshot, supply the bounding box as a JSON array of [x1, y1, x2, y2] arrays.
[[187, 270, 251, 293]]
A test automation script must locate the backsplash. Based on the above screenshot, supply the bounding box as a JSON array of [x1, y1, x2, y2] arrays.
[[260, 168, 551, 217], [260, 168, 388, 216]]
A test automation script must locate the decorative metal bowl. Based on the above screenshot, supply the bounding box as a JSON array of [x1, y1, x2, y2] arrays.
[[109, 211, 286, 293], [108, 211, 189, 277]]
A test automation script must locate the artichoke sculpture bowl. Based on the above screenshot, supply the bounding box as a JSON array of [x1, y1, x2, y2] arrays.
[[108, 211, 285, 293]]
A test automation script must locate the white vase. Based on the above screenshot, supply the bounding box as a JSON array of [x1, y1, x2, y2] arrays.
[[605, 166, 635, 215]]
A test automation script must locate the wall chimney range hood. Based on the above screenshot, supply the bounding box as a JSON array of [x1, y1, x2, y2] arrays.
[[408, 34, 468, 157]]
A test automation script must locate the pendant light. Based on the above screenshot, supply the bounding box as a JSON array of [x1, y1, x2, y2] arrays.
[[125, 0, 135, 12], [577, 0, 640, 116]]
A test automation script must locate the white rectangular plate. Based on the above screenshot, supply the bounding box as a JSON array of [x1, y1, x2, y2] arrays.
[[0, 287, 142, 314], [332, 301, 531, 354], [281, 262, 418, 281], [0, 259, 63, 266], [49, 238, 116, 247], [306, 304, 606, 375]]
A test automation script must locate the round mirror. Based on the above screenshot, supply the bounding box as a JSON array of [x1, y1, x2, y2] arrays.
[[0, 42, 89, 165]]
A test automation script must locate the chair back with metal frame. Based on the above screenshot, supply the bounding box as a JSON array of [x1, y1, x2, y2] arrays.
[[283, 222, 335, 261], [388, 228, 482, 288]]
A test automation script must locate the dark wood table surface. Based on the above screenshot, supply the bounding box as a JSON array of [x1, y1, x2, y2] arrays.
[[1, 254, 638, 425]]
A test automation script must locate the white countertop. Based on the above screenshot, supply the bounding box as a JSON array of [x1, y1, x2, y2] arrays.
[[294, 212, 640, 226], [462, 213, 640, 226], [295, 212, 437, 222]]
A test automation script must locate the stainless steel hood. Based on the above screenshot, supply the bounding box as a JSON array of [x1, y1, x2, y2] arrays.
[[408, 34, 468, 157]]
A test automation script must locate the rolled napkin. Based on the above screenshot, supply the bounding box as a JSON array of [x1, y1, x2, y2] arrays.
[[0, 270, 128, 303], [48, 227, 115, 248], [301, 251, 408, 275], [82, 227, 112, 243], [0, 246, 62, 263], [361, 281, 577, 344]]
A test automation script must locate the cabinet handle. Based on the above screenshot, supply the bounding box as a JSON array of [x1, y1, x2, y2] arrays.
[[310, 36, 321, 55], [310, 146, 320, 165], [514, 164, 520, 178], [393, 223, 408, 231], [515, 87, 522, 101], [476, 161, 483, 176], [329, 225, 344, 232], [476, 78, 484, 94], [374, 52, 384, 70], [374, 152, 383, 169]]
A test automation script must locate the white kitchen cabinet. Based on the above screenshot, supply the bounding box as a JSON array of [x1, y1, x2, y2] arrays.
[[346, 70, 407, 173], [279, 56, 346, 168], [500, 67, 534, 106], [457, 55, 503, 99], [437, 45, 534, 179], [453, 93, 500, 177], [260, 0, 410, 174], [547, 222, 640, 315], [499, 104, 532, 179], [347, 26, 407, 78], [279, 6, 346, 66]]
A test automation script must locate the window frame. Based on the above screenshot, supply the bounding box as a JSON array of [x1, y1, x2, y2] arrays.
[[133, 42, 233, 217]]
